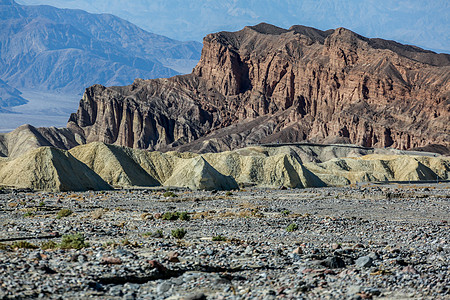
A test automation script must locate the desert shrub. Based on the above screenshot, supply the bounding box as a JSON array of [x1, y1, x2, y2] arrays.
[[23, 211, 35, 218], [225, 191, 233, 196], [12, 241, 38, 249], [286, 223, 299, 232], [59, 234, 88, 249], [212, 235, 227, 241], [178, 212, 190, 221], [39, 201, 45, 206], [144, 229, 164, 239], [162, 212, 179, 220], [281, 210, 290, 216], [171, 228, 187, 239], [41, 240, 57, 250], [91, 208, 104, 220], [162, 211, 190, 221], [163, 191, 178, 198], [56, 209, 73, 219]]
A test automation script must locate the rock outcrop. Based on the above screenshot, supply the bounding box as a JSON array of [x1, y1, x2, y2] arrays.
[[67, 23, 450, 153]]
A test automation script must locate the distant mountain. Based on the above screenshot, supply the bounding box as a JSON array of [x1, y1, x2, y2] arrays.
[[17, 0, 450, 53], [0, 78, 27, 110], [0, 0, 202, 96]]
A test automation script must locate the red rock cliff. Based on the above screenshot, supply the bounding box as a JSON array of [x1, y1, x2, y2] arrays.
[[68, 23, 450, 152]]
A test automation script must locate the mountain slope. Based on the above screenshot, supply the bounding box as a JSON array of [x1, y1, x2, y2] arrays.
[[0, 0, 201, 94], [67, 23, 449, 152], [0, 78, 27, 110]]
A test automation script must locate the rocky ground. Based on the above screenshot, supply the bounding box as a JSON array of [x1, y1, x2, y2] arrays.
[[0, 183, 449, 299]]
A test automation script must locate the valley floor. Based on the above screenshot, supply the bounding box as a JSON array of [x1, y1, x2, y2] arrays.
[[0, 90, 80, 132], [0, 183, 449, 299]]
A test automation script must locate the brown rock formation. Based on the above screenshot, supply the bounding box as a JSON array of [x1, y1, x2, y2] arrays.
[[67, 23, 450, 153]]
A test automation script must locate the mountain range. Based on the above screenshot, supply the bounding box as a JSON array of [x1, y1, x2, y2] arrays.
[[0, 0, 201, 103], [17, 0, 450, 53]]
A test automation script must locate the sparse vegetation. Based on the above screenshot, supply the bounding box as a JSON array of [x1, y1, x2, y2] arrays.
[[281, 210, 290, 216], [23, 211, 35, 218], [162, 212, 179, 220], [212, 235, 227, 241], [178, 212, 190, 221], [39, 201, 45, 206], [286, 223, 299, 232], [145, 229, 164, 238], [12, 241, 38, 249], [162, 211, 190, 221], [91, 208, 104, 219], [41, 240, 57, 250], [171, 228, 187, 239], [56, 208, 73, 219], [225, 191, 233, 196], [59, 234, 88, 249], [163, 191, 178, 198]]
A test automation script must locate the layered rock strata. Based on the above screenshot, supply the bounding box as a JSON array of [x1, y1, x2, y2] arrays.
[[42, 24, 442, 152]]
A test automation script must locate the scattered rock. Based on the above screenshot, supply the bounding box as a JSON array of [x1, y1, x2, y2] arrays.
[[355, 256, 373, 268], [320, 256, 346, 268]]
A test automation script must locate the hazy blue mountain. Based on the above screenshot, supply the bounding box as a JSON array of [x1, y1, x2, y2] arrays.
[[17, 0, 450, 53], [0, 0, 202, 95], [0, 78, 27, 111]]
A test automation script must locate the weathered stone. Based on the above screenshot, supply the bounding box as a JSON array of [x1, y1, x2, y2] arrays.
[[66, 23, 449, 154], [355, 256, 373, 268]]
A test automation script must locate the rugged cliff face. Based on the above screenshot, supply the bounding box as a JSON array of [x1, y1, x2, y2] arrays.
[[68, 23, 450, 153]]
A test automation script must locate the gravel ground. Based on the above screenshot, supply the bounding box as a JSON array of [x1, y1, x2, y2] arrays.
[[0, 183, 449, 299]]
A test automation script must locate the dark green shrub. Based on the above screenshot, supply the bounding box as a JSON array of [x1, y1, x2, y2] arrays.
[[281, 210, 290, 216], [162, 211, 190, 221], [212, 235, 227, 241], [286, 223, 298, 232], [162, 212, 179, 220], [163, 191, 178, 198], [59, 234, 88, 249], [178, 212, 190, 221], [171, 228, 187, 239]]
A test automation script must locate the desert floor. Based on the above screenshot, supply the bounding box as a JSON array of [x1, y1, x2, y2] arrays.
[[0, 183, 449, 299]]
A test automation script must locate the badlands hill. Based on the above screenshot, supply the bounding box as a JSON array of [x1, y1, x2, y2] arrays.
[[63, 23, 449, 153], [0, 0, 201, 100], [0, 142, 448, 191]]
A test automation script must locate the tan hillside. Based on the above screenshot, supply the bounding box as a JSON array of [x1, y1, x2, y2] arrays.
[[0, 146, 110, 191], [0, 142, 448, 191], [164, 156, 238, 190]]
